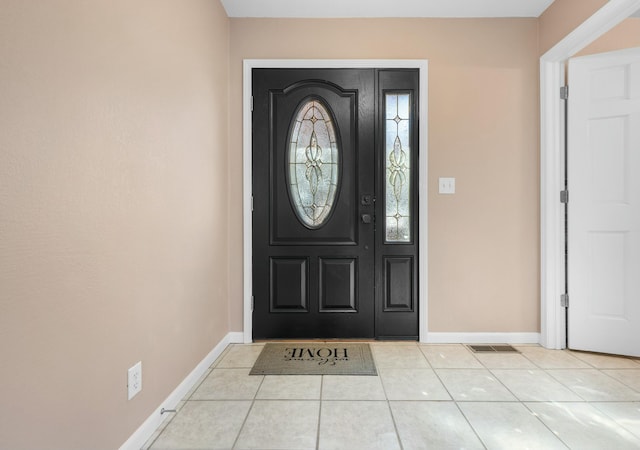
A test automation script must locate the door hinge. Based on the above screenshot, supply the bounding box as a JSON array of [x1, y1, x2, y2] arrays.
[[251, 95, 254, 112], [251, 295, 254, 311], [560, 190, 569, 203], [560, 86, 569, 100], [561, 293, 569, 308], [251, 195, 254, 212]]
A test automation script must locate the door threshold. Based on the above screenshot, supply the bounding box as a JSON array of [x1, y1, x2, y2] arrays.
[[253, 338, 420, 343], [253, 338, 377, 343]]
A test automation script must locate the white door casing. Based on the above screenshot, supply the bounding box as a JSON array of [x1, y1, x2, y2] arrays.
[[540, 0, 640, 350], [567, 47, 640, 357], [242, 60, 429, 343]]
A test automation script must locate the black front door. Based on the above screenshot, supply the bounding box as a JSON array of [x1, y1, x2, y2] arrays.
[[252, 68, 419, 339]]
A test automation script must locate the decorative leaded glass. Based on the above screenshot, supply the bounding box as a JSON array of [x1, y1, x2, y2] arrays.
[[385, 93, 411, 242], [288, 98, 339, 229]]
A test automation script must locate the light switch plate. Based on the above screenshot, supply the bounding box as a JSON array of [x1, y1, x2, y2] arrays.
[[439, 177, 456, 194]]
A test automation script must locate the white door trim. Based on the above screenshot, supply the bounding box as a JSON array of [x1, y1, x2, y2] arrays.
[[242, 59, 429, 343], [540, 0, 640, 349]]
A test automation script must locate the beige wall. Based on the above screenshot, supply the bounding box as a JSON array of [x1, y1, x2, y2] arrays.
[[538, 0, 608, 55], [4, 0, 634, 447], [578, 17, 640, 56], [539, 0, 640, 57], [0, 1, 229, 449], [229, 18, 541, 333]]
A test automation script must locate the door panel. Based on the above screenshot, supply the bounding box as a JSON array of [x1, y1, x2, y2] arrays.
[[269, 258, 308, 312], [383, 257, 414, 311], [270, 81, 359, 245], [568, 48, 640, 357], [252, 68, 419, 339], [253, 69, 375, 339], [319, 258, 357, 312]]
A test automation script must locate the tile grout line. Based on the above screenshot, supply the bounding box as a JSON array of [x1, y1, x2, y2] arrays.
[[316, 375, 324, 450], [598, 367, 640, 393], [230, 357, 266, 450], [141, 409, 178, 450], [520, 401, 572, 449], [373, 346, 404, 449], [478, 347, 583, 448], [471, 342, 522, 404], [545, 368, 597, 402], [143, 346, 234, 449], [590, 401, 640, 442], [452, 401, 489, 450], [385, 399, 405, 450], [459, 346, 568, 448], [532, 363, 619, 402], [485, 365, 530, 402], [428, 344, 489, 450], [143, 351, 228, 449]]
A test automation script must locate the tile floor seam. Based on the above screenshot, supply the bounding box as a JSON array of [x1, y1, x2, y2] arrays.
[[377, 367, 391, 402], [417, 343, 432, 368], [520, 351, 545, 369], [315, 376, 323, 450], [142, 409, 178, 450], [212, 344, 234, 369], [590, 367, 640, 399], [230, 373, 265, 450], [600, 368, 640, 393], [375, 356, 406, 449], [544, 369, 592, 402], [569, 350, 596, 369], [184, 369, 213, 401], [427, 366, 490, 449], [521, 401, 572, 449], [430, 365, 455, 401], [452, 399, 489, 450], [143, 349, 226, 449], [590, 401, 640, 440], [486, 367, 537, 402], [384, 398, 405, 450]]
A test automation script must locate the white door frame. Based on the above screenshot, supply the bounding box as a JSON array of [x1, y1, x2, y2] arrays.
[[242, 60, 429, 343], [540, 0, 640, 349]]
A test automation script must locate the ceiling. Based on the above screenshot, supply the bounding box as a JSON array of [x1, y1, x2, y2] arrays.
[[220, 0, 557, 18]]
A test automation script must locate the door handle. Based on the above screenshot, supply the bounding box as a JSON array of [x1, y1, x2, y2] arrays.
[[361, 214, 373, 224]]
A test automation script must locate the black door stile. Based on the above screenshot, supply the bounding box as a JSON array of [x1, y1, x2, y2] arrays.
[[375, 69, 420, 340]]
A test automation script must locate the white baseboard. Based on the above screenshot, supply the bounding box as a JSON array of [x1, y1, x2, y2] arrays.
[[119, 332, 235, 450], [423, 332, 541, 345], [228, 331, 245, 343]]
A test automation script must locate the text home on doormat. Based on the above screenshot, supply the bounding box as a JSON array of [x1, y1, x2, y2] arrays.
[[249, 343, 377, 376]]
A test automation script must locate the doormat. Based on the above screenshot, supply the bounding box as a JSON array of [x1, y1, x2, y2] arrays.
[[249, 343, 377, 376]]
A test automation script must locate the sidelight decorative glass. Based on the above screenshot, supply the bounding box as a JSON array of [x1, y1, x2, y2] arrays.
[[287, 98, 339, 229], [385, 93, 411, 242]]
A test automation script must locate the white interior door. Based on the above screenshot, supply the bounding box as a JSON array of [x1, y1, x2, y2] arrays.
[[568, 47, 640, 357]]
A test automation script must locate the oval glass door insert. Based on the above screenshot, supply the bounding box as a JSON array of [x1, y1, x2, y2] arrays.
[[288, 98, 340, 229]]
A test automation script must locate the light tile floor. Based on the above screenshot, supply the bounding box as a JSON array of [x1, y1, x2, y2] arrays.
[[143, 343, 640, 450]]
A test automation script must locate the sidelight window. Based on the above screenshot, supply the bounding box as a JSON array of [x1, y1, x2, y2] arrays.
[[385, 92, 412, 242]]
